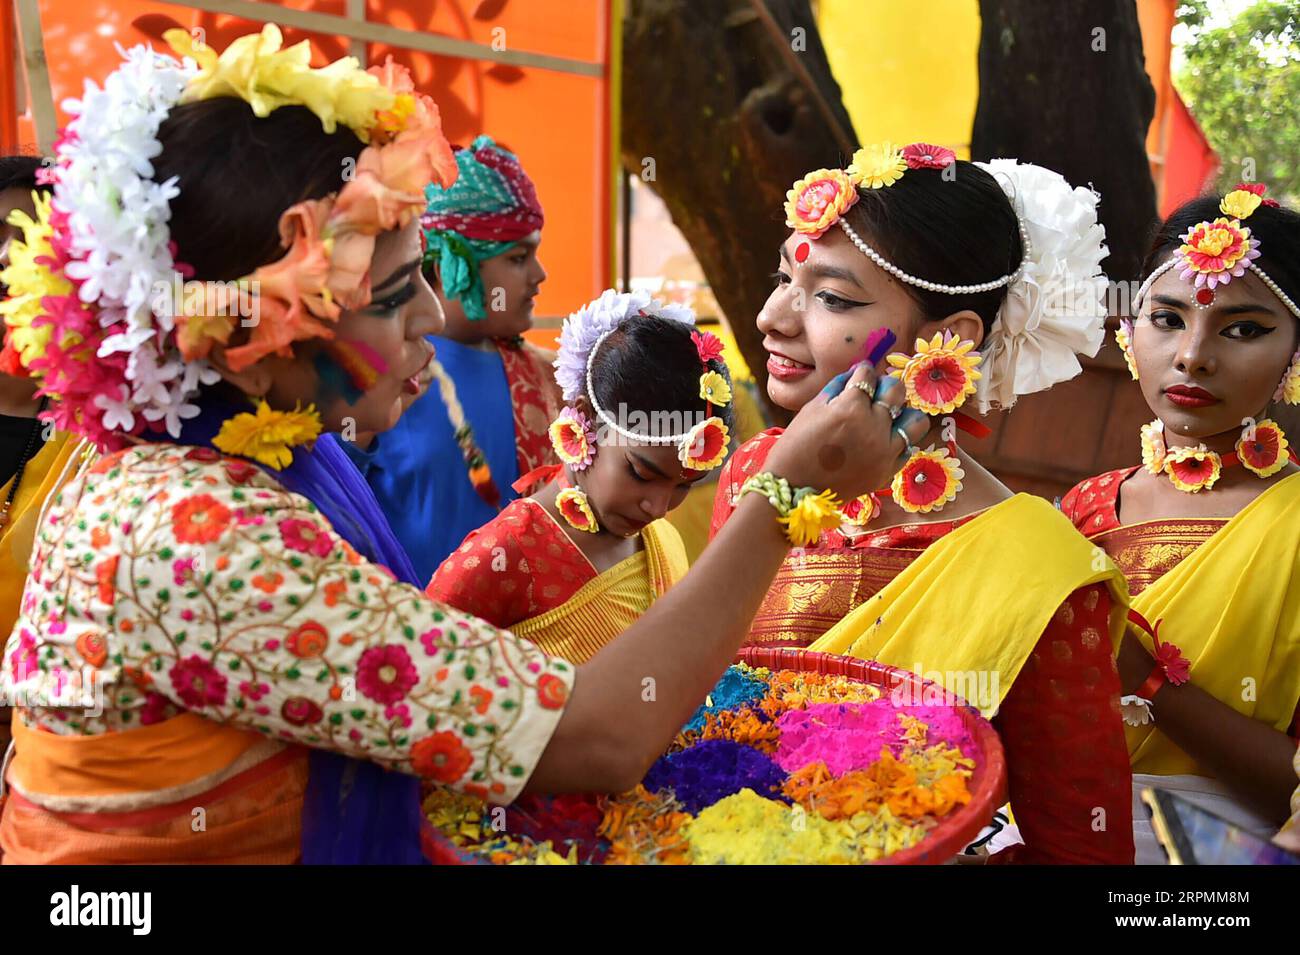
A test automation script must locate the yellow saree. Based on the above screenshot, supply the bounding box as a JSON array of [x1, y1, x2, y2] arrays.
[[811, 494, 1129, 715], [1106, 472, 1300, 777], [0, 432, 82, 638], [511, 519, 688, 664]]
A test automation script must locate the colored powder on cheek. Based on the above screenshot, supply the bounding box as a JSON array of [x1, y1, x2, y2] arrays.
[[774, 703, 976, 776], [313, 351, 363, 406], [643, 740, 787, 814], [683, 665, 769, 733], [329, 338, 389, 391], [685, 789, 858, 864]]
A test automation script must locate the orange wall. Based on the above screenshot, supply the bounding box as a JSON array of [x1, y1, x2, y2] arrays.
[[11, 0, 613, 333]]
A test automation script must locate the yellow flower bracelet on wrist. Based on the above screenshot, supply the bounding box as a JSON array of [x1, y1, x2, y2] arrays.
[[739, 472, 843, 547]]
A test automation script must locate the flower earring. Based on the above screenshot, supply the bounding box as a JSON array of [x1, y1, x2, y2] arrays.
[[1274, 349, 1300, 405], [549, 406, 596, 471], [881, 331, 979, 514], [887, 331, 982, 415], [556, 477, 599, 533], [1116, 319, 1139, 381]]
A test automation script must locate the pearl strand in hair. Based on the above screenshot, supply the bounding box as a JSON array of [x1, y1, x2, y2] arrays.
[[836, 213, 1032, 296]]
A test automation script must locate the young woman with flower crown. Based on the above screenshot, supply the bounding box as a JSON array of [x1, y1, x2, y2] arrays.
[[427, 291, 735, 662], [710, 143, 1135, 863], [1062, 187, 1300, 862], [0, 28, 910, 864]]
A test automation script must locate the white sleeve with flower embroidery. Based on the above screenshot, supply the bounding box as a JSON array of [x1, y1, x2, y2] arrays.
[[3, 444, 574, 804]]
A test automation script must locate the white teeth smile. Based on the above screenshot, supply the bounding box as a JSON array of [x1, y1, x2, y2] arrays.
[[772, 355, 809, 368]]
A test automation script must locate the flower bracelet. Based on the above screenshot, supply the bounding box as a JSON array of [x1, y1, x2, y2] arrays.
[[739, 472, 843, 547], [1119, 609, 1191, 727]]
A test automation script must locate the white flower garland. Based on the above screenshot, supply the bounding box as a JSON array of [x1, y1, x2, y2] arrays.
[[553, 288, 694, 402], [972, 159, 1111, 412], [54, 45, 216, 436]]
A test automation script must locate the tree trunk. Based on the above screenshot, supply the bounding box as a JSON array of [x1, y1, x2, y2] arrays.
[[622, 0, 856, 419], [972, 0, 1158, 281]]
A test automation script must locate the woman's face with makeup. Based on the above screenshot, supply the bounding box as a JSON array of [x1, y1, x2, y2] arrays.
[[264, 219, 443, 434], [758, 227, 927, 411], [1132, 266, 1298, 441]]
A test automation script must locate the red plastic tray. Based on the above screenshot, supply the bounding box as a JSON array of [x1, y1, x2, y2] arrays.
[[422, 648, 1009, 865]]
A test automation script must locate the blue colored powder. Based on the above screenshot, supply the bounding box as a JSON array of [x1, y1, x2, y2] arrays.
[[642, 740, 787, 814], [683, 665, 769, 733]]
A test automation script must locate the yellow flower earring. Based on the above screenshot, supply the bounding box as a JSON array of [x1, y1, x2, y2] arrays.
[[555, 472, 599, 533], [1116, 319, 1139, 381], [1273, 348, 1300, 405]]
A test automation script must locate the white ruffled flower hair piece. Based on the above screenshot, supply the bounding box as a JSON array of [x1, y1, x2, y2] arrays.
[[972, 159, 1110, 412], [55, 44, 217, 437], [553, 287, 694, 401]]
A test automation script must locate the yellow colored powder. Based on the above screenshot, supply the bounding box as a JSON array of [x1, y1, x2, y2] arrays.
[[685, 789, 860, 864]]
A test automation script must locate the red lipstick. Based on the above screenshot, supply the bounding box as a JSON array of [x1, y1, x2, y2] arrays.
[[1164, 384, 1219, 408], [766, 348, 814, 382]]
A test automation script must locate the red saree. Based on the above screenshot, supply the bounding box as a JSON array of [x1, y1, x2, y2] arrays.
[[428, 497, 688, 663]]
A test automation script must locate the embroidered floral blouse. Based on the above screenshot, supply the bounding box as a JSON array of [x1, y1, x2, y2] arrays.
[[2, 444, 573, 804]]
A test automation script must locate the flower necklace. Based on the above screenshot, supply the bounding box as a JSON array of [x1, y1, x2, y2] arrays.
[[1138, 417, 1297, 493]]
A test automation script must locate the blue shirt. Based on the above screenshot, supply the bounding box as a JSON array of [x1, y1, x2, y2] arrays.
[[339, 336, 523, 585]]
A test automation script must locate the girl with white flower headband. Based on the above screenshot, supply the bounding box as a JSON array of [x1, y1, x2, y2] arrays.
[[0, 29, 912, 864], [1062, 187, 1300, 862], [427, 290, 737, 663], [710, 142, 1134, 863]]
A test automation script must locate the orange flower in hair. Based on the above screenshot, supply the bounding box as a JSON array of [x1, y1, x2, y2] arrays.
[[784, 169, 859, 240]]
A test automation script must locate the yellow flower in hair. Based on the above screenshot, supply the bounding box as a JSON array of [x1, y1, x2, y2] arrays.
[[0, 194, 69, 369], [846, 143, 907, 190], [699, 370, 732, 407], [1220, 189, 1263, 220], [164, 25, 395, 142], [213, 400, 323, 470], [779, 488, 843, 546]]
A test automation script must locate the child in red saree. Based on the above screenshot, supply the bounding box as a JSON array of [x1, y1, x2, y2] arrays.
[[429, 291, 736, 663]]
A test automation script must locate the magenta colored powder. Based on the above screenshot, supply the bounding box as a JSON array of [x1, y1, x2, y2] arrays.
[[774, 702, 976, 776]]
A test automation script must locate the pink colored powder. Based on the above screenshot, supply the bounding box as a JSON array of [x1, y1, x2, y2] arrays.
[[774, 702, 976, 776]]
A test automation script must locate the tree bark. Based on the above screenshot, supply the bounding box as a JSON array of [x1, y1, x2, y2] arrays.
[[622, 0, 855, 418], [972, 0, 1158, 281]]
